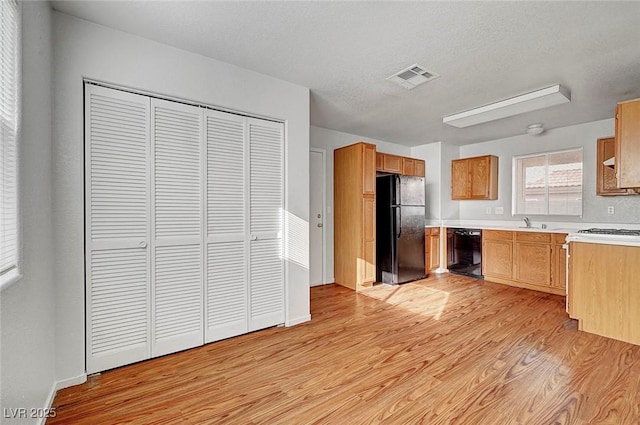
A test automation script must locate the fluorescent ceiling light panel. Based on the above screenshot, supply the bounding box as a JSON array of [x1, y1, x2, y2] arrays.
[[443, 85, 571, 128]]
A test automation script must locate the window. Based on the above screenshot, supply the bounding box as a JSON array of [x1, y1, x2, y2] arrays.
[[513, 148, 583, 216], [1, 0, 21, 289]]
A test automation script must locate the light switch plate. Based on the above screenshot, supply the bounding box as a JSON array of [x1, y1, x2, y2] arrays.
[[495, 206, 504, 214], [485, 207, 492, 214]]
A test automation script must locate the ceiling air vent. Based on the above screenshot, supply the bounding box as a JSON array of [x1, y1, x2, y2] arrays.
[[386, 64, 440, 90]]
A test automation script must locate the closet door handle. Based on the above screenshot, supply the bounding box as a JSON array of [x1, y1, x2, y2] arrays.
[[139, 241, 148, 248], [250, 235, 258, 241]]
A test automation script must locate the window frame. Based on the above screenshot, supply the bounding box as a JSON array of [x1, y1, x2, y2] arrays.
[[511, 147, 584, 218], [1, 0, 22, 291]]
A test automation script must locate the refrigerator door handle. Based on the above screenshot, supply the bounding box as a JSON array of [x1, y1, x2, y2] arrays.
[[395, 174, 401, 206], [396, 207, 402, 238]]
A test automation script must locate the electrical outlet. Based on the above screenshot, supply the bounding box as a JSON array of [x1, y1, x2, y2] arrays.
[[607, 206, 615, 215], [495, 206, 504, 215], [485, 207, 492, 214]]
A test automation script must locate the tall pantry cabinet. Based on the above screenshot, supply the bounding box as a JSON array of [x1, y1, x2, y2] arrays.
[[334, 142, 376, 290], [85, 84, 284, 373]]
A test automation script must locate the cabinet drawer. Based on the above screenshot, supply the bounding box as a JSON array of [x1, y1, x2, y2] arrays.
[[483, 230, 513, 241], [515, 232, 551, 243], [552, 233, 568, 245]]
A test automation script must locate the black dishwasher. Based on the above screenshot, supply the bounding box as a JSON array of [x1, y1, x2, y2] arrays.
[[447, 228, 483, 278]]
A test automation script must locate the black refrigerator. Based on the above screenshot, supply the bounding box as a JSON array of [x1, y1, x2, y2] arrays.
[[376, 175, 426, 285]]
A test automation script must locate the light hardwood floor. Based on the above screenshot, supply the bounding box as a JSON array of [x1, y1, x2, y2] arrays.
[[49, 274, 640, 424]]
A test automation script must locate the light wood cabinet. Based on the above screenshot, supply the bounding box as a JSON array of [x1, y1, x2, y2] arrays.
[[424, 227, 440, 274], [515, 241, 551, 287], [482, 231, 513, 280], [402, 157, 416, 176], [569, 242, 640, 345], [378, 153, 402, 174], [596, 137, 636, 195], [615, 97, 640, 188], [415, 160, 425, 178], [551, 233, 567, 293], [451, 155, 498, 200], [334, 142, 376, 290], [482, 230, 567, 295], [376, 152, 425, 177]]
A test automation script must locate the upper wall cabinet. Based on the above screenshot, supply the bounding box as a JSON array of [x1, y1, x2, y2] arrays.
[[376, 152, 425, 177], [596, 137, 637, 195], [451, 155, 498, 200], [615, 97, 640, 188]]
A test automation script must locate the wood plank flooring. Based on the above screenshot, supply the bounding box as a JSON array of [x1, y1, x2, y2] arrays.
[[48, 274, 640, 424]]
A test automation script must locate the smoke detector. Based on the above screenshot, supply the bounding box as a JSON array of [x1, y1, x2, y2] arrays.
[[527, 123, 544, 135], [386, 64, 440, 90]]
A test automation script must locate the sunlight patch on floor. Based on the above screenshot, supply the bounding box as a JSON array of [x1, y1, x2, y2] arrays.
[[360, 283, 450, 320]]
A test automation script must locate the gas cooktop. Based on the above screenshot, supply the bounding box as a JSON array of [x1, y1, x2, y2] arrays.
[[578, 228, 640, 236]]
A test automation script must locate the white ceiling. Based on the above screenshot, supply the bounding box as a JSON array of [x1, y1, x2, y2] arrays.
[[51, 1, 640, 146]]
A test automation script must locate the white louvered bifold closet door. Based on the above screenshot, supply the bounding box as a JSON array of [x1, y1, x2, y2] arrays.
[[151, 99, 204, 357], [85, 85, 152, 374], [204, 110, 248, 343], [248, 118, 285, 331]]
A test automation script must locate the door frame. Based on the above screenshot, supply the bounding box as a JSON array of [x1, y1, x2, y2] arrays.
[[310, 148, 327, 286]]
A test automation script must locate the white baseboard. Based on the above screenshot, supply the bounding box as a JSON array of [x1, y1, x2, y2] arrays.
[[56, 373, 87, 391], [37, 373, 87, 425], [286, 314, 311, 326], [38, 381, 58, 425]]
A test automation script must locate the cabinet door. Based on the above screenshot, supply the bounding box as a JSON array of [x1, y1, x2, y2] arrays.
[[451, 159, 470, 200], [415, 160, 425, 177], [515, 242, 551, 287], [248, 118, 285, 331], [362, 196, 376, 284], [402, 158, 416, 176], [482, 239, 513, 279], [616, 99, 640, 188], [362, 144, 376, 195], [151, 98, 204, 357], [429, 231, 440, 271], [551, 243, 567, 292], [424, 233, 430, 275], [469, 156, 490, 199], [597, 137, 629, 195], [85, 85, 151, 374], [383, 154, 403, 174]]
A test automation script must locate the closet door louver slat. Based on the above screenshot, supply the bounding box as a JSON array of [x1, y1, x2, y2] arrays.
[[85, 85, 151, 374], [248, 119, 285, 331], [151, 99, 204, 356], [204, 110, 248, 342]]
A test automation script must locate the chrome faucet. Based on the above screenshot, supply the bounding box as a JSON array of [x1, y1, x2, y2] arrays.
[[523, 217, 531, 228]]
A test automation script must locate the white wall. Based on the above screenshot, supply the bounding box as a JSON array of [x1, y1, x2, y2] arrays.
[[458, 118, 640, 224], [52, 12, 310, 384], [309, 126, 409, 283], [1, 2, 56, 423], [411, 141, 461, 222]]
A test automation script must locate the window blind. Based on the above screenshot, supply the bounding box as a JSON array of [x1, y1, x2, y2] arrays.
[[1, 0, 20, 288]]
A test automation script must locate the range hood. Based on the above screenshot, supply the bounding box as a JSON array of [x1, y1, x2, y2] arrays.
[[603, 157, 615, 168]]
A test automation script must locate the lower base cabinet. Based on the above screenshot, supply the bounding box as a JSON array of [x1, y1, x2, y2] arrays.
[[425, 227, 440, 274], [569, 242, 640, 345], [482, 230, 567, 295]]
